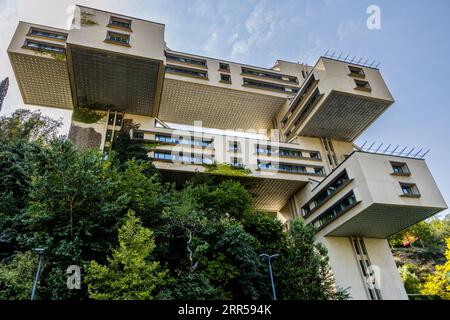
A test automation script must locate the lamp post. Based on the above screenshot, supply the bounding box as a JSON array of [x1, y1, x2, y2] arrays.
[[259, 253, 279, 300], [31, 248, 45, 300]]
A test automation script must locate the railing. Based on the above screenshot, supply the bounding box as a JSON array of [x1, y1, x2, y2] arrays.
[[355, 142, 430, 159]]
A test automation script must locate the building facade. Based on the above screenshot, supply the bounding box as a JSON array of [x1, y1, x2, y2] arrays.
[[8, 5, 447, 300]]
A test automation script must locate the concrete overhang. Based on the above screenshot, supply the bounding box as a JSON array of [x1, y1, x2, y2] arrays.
[[66, 44, 164, 116], [325, 203, 445, 238], [297, 90, 393, 141], [158, 78, 287, 131], [7, 22, 73, 109], [153, 161, 306, 212]]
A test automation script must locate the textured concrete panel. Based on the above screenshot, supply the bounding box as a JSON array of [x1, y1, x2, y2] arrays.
[[9, 53, 73, 109], [68, 124, 102, 149], [159, 78, 286, 130]]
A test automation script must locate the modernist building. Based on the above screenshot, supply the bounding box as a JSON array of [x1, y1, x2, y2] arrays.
[[7, 5, 447, 300]]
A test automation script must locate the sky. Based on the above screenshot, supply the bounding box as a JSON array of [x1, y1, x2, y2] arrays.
[[0, 0, 449, 215]]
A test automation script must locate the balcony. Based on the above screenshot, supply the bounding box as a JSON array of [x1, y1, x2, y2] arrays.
[[301, 151, 447, 238]]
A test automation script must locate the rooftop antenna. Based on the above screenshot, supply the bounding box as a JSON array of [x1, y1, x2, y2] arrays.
[[399, 146, 408, 156], [374, 143, 383, 153], [405, 147, 415, 157], [421, 150, 430, 158], [413, 148, 423, 158], [390, 145, 400, 155]]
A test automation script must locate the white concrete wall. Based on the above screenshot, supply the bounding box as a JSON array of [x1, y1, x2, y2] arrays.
[[364, 238, 408, 300], [318, 236, 408, 300], [67, 6, 165, 62]]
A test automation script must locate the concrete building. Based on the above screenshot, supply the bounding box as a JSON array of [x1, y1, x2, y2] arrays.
[[7, 5, 447, 300]]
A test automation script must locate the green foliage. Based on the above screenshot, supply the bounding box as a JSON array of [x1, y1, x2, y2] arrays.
[[86, 211, 167, 300], [0, 251, 36, 300], [204, 163, 252, 176], [398, 264, 422, 294], [421, 238, 450, 300], [275, 219, 350, 300], [71, 108, 103, 124], [0, 109, 61, 144], [0, 111, 347, 300], [80, 11, 98, 25]]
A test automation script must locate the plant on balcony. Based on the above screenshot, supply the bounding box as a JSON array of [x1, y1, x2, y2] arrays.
[[80, 11, 98, 26], [72, 107, 103, 124], [204, 163, 252, 177]]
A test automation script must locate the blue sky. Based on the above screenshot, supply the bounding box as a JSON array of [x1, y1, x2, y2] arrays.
[[0, 0, 449, 215]]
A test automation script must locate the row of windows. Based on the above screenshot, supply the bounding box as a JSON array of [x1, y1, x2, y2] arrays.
[[166, 53, 207, 67], [255, 145, 321, 160], [28, 27, 67, 41], [165, 65, 208, 79], [153, 151, 214, 164], [23, 39, 65, 54], [257, 160, 325, 175], [155, 134, 213, 148], [243, 78, 299, 93], [281, 75, 317, 127], [105, 31, 130, 45], [286, 88, 322, 137], [242, 67, 298, 84], [311, 191, 358, 229], [302, 170, 350, 217], [108, 16, 132, 30]]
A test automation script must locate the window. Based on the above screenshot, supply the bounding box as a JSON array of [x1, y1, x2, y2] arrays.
[[314, 167, 325, 175], [400, 183, 420, 197], [351, 237, 382, 300], [231, 157, 243, 167], [354, 79, 371, 92], [109, 16, 132, 31], [229, 141, 241, 152], [155, 134, 212, 148], [242, 67, 297, 83], [220, 73, 231, 83], [302, 170, 350, 216], [219, 62, 230, 72], [348, 65, 365, 78], [391, 162, 410, 176], [132, 130, 144, 140], [310, 151, 321, 160], [105, 31, 130, 46], [165, 65, 208, 79], [287, 88, 322, 137], [23, 39, 65, 54], [279, 148, 302, 158], [312, 191, 358, 229], [154, 151, 175, 161], [166, 53, 207, 67], [28, 28, 67, 41], [243, 78, 289, 92]]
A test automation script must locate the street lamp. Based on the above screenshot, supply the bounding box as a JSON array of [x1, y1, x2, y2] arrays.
[[31, 248, 45, 300], [259, 253, 279, 300]]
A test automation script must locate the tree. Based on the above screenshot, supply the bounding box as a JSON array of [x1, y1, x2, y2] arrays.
[[0, 251, 36, 300], [420, 237, 450, 300], [23, 138, 126, 299], [0, 77, 8, 112], [398, 264, 421, 294], [0, 109, 62, 144], [275, 218, 349, 300], [85, 210, 168, 300]]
